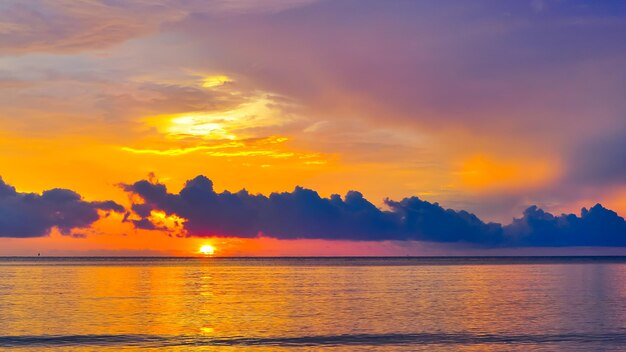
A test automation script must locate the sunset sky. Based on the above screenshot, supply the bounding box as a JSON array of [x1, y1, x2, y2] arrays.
[[1, 0, 625, 256]]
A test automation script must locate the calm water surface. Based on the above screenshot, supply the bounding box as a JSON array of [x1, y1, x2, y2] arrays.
[[1, 257, 626, 351]]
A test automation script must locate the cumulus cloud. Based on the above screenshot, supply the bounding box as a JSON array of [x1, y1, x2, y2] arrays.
[[122, 176, 400, 240], [122, 175, 626, 247], [386, 197, 504, 245], [0, 177, 124, 238], [504, 205, 626, 247]]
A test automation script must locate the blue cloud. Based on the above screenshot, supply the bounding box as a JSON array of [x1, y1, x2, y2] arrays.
[[123, 175, 626, 247], [504, 204, 626, 247], [0, 177, 125, 238]]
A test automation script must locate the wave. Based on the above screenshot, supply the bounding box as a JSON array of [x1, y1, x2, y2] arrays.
[[2, 332, 626, 348]]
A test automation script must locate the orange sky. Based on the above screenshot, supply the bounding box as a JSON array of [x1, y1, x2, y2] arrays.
[[1, 0, 625, 255]]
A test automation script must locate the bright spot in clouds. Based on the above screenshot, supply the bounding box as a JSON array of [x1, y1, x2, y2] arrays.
[[169, 115, 236, 140], [202, 75, 232, 88], [146, 94, 294, 141], [199, 244, 215, 256]]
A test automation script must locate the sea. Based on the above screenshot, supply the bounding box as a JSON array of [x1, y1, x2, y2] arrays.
[[1, 257, 626, 351]]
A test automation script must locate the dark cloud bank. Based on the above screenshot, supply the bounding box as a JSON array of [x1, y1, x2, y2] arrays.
[[122, 176, 626, 247], [0, 177, 124, 238], [2, 174, 624, 247]]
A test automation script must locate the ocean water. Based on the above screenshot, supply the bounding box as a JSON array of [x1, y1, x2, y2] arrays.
[[1, 257, 626, 351]]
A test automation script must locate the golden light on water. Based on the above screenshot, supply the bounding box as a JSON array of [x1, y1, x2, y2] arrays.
[[199, 244, 216, 256]]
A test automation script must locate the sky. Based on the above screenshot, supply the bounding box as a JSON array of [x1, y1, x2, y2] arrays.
[[1, 0, 625, 256]]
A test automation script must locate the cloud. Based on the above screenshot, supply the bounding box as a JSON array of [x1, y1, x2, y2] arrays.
[[97, 81, 250, 118], [130, 0, 626, 222], [122, 175, 626, 247], [0, 0, 161, 54], [566, 126, 626, 187], [386, 197, 504, 245], [168, 0, 626, 135], [2, 0, 625, 227], [122, 176, 399, 240], [0, 177, 124, 238], [504, 204, 626, 247], [0, 0, 319, 54]]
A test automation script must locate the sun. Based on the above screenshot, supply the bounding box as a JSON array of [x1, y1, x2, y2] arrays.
[[199, 244, 216, 256]]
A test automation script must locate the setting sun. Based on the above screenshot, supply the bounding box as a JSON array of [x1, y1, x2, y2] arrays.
[[199, 244, 215, 256]]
